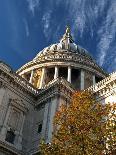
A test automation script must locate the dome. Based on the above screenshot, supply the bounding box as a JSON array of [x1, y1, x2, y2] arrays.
[[33, 28, 92, 62], [17, 27, 107, 90]]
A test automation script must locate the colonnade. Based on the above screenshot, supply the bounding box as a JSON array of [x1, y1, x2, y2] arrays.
[[54, 66, 71, 83], [28, 66, 96, 89]]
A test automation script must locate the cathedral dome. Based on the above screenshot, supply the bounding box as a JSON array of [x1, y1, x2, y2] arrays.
[[33, 27, 92, 63], [33, 42, 92, 61], [17, 27, 107, 90]]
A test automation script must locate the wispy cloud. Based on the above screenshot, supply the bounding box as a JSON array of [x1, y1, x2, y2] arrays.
[[68, 0, 106, 38], [23, 19, 30, 37], [102, 43, 116, 72], [25, 0, 116, 72], [97, 1, 116, 67], [42, 11, 52, 40], [53, 0, 116, 71], [27, 0, 40, 16]]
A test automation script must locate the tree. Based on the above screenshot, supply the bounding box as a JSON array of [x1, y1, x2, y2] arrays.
[[40, 91, 116, 155]]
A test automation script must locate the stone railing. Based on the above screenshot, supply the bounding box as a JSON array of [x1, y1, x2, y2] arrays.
[[36, 77, 74, 105], [43, 77, 74, 91], [43, 78, 58, 88], [13, 73, 39, 94], [0, 64, 39, 95], [0, 61, 38, 94], [86, 71, 116, 94]]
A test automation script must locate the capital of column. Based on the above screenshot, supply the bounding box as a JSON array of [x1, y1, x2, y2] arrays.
[[54, 66, 59, 79], [67, 66, 71, 83]]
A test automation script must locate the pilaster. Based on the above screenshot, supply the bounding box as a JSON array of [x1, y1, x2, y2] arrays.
[[80, 69, 85, 90]]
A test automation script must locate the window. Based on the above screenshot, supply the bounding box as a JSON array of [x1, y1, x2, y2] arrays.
[[38, 124, 42, 133], [5, 129, 15, 144]]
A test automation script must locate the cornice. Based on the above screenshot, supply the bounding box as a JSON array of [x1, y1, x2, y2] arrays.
[[18, 62, 107, 80], [17, 52, 107, 76], [35, 77, 74, 106], [86, 72, 116, 100], [0, 68, 39, 97]]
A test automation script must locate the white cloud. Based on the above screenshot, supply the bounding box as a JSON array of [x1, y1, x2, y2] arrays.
[[27, 0, 40, 16], [42, 11, 52, 40], [64, 0, 105, 37], [97, 1, 116, 66]]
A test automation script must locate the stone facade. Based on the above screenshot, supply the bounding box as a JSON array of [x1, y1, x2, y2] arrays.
[[0, 28, 115, 155]]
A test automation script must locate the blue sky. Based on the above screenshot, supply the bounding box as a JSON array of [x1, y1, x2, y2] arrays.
[[0, 0, 116, 73]]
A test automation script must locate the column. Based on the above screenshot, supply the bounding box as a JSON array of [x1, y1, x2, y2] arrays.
[[67, 66, 71, 83], [54, 66, 59, 79], [29, 70, 34, 84], [93, 75, 96, 85], [39, 67, 46, 89], [80, 69, 85, 90]]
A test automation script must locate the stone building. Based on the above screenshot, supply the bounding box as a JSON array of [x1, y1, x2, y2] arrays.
[[0, 27, 115, 155]]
